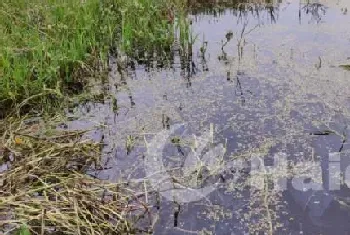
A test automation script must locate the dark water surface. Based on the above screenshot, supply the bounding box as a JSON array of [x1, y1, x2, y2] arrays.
[[67, 0, 350, 234]]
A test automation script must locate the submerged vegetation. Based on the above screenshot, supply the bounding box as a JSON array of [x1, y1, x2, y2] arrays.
[[340, 64, 350, 71]]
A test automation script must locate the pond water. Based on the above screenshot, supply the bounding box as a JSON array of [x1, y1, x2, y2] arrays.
[[67, 0, 350, 234]]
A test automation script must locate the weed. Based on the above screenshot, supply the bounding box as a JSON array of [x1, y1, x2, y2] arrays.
[[340, 64, 350, 71], [17, 225, 31, 235], [126, 135, 136, 155]]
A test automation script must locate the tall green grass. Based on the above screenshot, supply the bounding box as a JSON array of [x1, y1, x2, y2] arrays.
[[0, 0, 188, 116], [118, 0, 175, 55], [0, 0, 116, 113]]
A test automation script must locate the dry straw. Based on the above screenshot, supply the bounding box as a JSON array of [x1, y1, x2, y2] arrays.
[[0, 116, 146, 235]]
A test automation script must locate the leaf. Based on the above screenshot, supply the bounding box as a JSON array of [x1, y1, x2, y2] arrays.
[[17, 225, 31, 235], [15, 136, 23, 145]]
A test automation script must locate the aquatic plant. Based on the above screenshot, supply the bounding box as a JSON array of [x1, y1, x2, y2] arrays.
[[340, 64, 350, 71]]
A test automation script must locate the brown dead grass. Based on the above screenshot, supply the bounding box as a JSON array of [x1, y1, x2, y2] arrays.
[[0, 116, 147, 235]]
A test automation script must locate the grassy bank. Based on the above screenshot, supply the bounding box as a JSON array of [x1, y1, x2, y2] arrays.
[[0, 0, 187, 117], [0, 0, 115, 115], [0, 0, 190, 234]]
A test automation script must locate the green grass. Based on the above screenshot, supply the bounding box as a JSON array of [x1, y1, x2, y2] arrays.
[[118, 0, 177, 55], [340, 64, 350, 71], [17, 225, 30, 235], [0, 0, 189, 116], [0, 0, 114, 112]]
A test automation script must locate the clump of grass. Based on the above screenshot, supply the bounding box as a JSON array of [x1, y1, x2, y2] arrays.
[[0, 0, 120, 115], [0, 116, 146, 234], [126, 135, 136, 155], [340, 64, 350, 71], [118, 0, 173, 53], [116, 0, 190, 61]]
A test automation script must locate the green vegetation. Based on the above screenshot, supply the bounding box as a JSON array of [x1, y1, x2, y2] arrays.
[[0, 0, 114, 115], [0, 0, 188, 116], [118, 0, 182, 55], [340, 64, 350, 71], [17, 225, 30, 235]]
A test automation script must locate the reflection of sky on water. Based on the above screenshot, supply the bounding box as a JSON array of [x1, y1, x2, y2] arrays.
[[67, 1, 350, 234]]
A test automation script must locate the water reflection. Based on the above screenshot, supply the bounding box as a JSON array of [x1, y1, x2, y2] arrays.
[[301, 1, 327, 24], [128, 0, 337, 77], [68, 0, 350, 234]]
